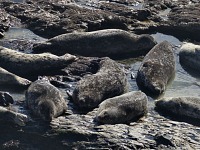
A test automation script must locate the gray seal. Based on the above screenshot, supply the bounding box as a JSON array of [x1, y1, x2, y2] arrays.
[[136, 41, 175, 96], [33, 29, 156, 58], [95, 91, 148, 124], [0, 46, 76, 78], [25, 80, 67, 121]]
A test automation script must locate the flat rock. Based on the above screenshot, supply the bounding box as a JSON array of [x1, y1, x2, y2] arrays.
[[72, 57, 128, 109], [136, 41, 175, 96], [33, 29, 156, 58]]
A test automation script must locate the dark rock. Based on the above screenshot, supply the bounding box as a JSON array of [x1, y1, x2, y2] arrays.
[[136, 41, 175, 96], [72, 57, 128, 109], [0, 46, 76, 78], [95, 91, 148, 124], [0, 67, 31, 88], [179, 42, 200, 74], [0, 92, 14, 107], [155, 132, 175, 147], [25, 80, 67, 121], [33, 29, 156, 58], [0, 106, 28, 126], [155, 97, 200, 125]]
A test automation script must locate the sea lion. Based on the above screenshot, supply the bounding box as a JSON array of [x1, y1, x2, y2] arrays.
[[33, 29, 156, 58], [25, 80, 67, 121], [136, 41, 175, 96], [0, 67, 31, 88], [0, 106, 28, 126], [0, 46, 76, 78], [0, 92, 14, 107], [72, 57, 128, 109], [155, 97, 200, 122], [179, 42, 200, 73], [95, 91, 148, 124]]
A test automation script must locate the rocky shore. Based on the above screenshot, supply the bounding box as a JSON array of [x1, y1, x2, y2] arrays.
[[0, 0, 200, 149]]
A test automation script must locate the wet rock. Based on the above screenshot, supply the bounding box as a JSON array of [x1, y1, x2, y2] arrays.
[[0, 46, 76, 78], [155, 97, 200, 125], [179, 42, 200, 74], [0, 67, 31, 88], [25, 80, 67, 121], [33, 29, 156, 58], [72, 57, 128, 109], [0, 106, 28, 126], [95, 91, 148, 124], [136, 41, 175, 96], [0, 92, 14, 107]]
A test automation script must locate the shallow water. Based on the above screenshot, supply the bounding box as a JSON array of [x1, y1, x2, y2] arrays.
[[0, 27, 200, 149]]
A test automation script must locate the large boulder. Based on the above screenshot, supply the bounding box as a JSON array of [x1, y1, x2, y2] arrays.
[[0, 106, 28, 126], [0, 67, 31, 88], [72, 57, 128, 109], [0, 46, 76, 78], [32, 29, 156, 58], [25, 80, 67, 121], [179, 42, 200, 74], [155, 97, 200, 123], [136, 41, 175, 96], [95, 91, 148, 124]]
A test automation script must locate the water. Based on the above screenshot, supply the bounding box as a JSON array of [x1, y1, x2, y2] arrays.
[[0, 27, 200, 148]]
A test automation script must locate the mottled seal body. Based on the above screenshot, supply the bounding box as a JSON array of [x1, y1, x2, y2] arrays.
[[72, 57, 128, 109], [0, 106, 28, 126], [0, 46, 76, 78], [96, 91, 148, 124], [33, 29, 156, 58], [0, 67, 31, 87], [179, 42, 200, 73], [155, 97, 200, 121], [136, 41, 175, 96], [26, 80, 67, 121]]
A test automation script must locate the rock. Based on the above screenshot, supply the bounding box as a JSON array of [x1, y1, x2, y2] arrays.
[[0, 67, 31, 88], [179, 42, 200, 74], [25, 80, 67, 121], [136, 41, 175, 96], [0, 92, 14, 107], [32, 29, 156, 58], [95, 91, 148, 124], [0, 106, 28, 126], [155, 97, 200, 124], [72, 57, 128, 109], [0, 46, 76, 78]]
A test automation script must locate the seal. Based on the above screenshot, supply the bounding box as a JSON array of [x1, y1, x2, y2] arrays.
[[72, 57, 128, 109], [25, 80, 67, 121], [136, 41, 175, 96], [95, 91, 148, 124], [0, 106, 28, 126], [179, 42, 200, 73], [33, 29, 156, 58], [155, 97, 200, 124], [0, 46, 76, 78], [0, 67, 31, 88]]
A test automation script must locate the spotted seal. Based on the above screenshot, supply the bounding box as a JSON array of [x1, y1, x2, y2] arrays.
[[0, 67, 31, 88], [0, 46, 76, 78], [95, 91, 148, 124], [136, 41, 175, 96], [25, 80, 67, 121], [0, 106, 28, 126], [33, 29, 156, 58]]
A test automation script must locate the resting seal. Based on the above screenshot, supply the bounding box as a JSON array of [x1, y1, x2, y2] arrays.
[[136, 41, 175, 96], [95, 91, 148, 124], [33, 29, 156, 58], [0, 106, 28, 126], [0, 67, 31, 88], [0, 46, 76, 78], [72, 57, 128, 109], [25, 80, 67, 121]]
